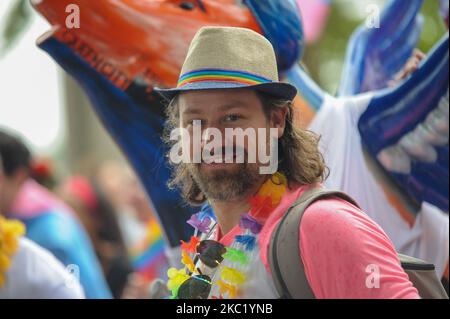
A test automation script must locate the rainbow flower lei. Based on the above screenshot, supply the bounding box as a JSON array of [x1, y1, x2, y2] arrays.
[[0, 216, 26, 287], [167, 172, 287, 299]]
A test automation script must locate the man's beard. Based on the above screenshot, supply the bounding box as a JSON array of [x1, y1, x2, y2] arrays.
[[187, 162, 263, 202]]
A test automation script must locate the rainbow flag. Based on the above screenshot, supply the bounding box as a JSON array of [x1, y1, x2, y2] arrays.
[[130, 218, 169, 283]]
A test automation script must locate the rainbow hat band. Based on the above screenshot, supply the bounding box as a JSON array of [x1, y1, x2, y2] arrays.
[[177, 69, 272, 87], [155, 26, 297, 101]]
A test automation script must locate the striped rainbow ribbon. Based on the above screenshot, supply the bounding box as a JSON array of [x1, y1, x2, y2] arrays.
[[177, 68, 273, 87]]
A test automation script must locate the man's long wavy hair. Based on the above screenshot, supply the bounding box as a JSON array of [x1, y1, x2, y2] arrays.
[[163, 90, 328, 206]]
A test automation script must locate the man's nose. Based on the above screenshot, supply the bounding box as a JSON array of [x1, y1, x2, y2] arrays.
[[200, 125, 226, 150]]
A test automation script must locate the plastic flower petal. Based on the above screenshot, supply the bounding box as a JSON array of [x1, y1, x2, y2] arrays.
[[220, 266, 246, 285], [239, 214, 263, 234], [187, 214, 212, 233], [257, 172, 287, 206], [249, 195, 274, 220], [0, 253, 10, 272], [198, 204, 215, 220], [181, 251, 196, 273], [180, 236, 200, 254], [167, 267, 190, 292], [1, 218, 25, 255], [235, 235, 256, 251], [0, 217, 25, 287], [223, 247, 249, 265], [217, 280, 238, 299]]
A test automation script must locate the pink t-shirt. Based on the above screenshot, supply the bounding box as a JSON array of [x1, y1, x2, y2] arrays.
[[215, 184, 420, 299]]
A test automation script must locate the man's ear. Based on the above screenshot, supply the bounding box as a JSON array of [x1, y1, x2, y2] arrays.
[[270, 106, 288, 138]]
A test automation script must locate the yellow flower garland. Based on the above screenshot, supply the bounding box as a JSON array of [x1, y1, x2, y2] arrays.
[[0, 216, 25, 287]]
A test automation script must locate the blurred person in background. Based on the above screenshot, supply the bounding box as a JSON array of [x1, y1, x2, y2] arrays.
[[58, 175, 134, 298], [96, 161, 170, 298], [95, 161, 148, 249], [29, 157, 57, 190], [0, 152, 85, 299], [0, 129, 111, 299]]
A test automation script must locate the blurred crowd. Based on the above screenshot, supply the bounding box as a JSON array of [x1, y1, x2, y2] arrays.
[[0, 129, 169, 298]]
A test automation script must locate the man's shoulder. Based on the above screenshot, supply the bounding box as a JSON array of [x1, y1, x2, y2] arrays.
[[298, 193, 383, 241], [271, 185, 368, 234], [302, 194, 362, 221]]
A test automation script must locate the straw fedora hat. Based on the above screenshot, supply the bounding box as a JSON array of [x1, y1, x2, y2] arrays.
[[154, 26, 297, 101]]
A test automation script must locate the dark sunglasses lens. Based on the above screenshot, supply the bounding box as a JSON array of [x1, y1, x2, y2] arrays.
[[177, 275, 212, 299], [197, 240, 226, 268]]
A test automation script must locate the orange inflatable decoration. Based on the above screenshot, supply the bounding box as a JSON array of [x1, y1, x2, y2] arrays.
[[34, 0, 261, 92]]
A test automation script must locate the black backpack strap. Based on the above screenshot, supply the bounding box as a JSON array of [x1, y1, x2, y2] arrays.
[[268, 187, 360, 299]]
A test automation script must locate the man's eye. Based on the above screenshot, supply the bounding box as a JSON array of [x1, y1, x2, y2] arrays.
[[224, 114, 241, 122], [187, 119, 203, 126]]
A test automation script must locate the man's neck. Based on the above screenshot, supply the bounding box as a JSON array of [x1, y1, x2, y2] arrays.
[[209, 174, 269, 236], [210, 197, 252, 237]]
